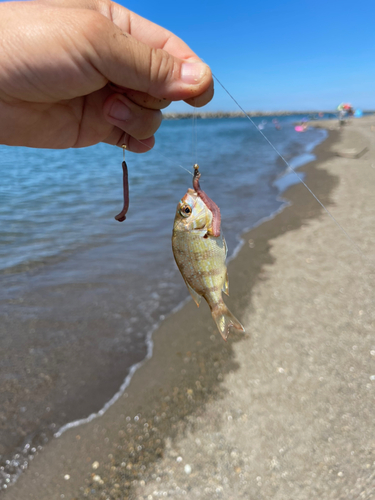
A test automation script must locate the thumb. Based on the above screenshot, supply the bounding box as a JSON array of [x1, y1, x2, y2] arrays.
[[83, 12, 213, 105]]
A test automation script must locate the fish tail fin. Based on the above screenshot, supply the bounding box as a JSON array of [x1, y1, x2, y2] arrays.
[[211, 303, 245, 341]]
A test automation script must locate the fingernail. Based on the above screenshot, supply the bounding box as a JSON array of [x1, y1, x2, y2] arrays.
[[181, 62, 207, 84], [109, 99, 131, 121]]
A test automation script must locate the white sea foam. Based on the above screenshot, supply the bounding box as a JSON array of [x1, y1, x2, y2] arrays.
[[54, 295, 192, 438]]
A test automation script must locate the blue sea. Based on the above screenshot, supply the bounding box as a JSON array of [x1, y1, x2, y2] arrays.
[[0, 114, 329, 488]]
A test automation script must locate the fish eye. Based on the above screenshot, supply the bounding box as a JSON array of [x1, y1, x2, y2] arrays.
[[179, 204, 192, 218]]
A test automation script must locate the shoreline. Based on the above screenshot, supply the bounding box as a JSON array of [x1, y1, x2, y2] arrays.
[[53, 128, 329, 440], [2, 126, 340, 497], [0, 117, 326, 489], [162, 111, 334, 120], [5, 116, 375, 499], [162, 110, 374, 120]]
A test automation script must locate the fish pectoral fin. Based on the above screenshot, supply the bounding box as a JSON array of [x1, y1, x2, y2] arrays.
[[222, 270, 229, 296], [186, 282, 202, 307]]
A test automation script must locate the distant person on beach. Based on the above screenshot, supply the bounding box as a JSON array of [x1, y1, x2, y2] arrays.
[[294, 122, 308, 132], [272, 118, 281, 130], [338, 110, 346, 127], [0, 0, 213, 151]]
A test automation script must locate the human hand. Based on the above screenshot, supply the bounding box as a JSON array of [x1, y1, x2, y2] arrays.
[[0, 0, 213, 151]]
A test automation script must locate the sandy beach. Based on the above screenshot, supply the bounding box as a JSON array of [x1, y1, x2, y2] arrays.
[[4, 115, 375, 500]]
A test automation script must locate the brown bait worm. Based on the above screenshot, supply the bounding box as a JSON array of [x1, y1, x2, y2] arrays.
[[115, 159, 129, 222], [193, 164, 221, 237]]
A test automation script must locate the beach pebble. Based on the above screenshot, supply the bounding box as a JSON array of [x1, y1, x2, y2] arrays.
[[184, 464, 192, 475], [64, 474, 70, 480], [92, 461, 99, 470]]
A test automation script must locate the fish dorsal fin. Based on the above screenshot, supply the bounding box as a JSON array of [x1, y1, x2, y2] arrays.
[[186, 282, 202, 307], [223, 236, 228, 258]]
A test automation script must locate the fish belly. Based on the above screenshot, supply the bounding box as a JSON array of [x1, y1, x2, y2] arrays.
[[172, 231, 226, 300]]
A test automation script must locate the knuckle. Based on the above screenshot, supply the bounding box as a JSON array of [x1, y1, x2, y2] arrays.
[[148, 48, 176, 94], [78, 9, 109, 38]]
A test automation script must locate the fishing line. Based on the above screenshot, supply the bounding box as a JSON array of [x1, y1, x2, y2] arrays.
[[212, 73, 366, 259], [193, 97, 198, 166], [128, 135, 193, 176], [191, 111, 195, 164]]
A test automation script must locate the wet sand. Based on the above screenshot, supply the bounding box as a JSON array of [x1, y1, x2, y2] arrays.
[[5, 116, 375, 499]]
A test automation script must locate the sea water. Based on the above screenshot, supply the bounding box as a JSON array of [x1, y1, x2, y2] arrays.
[[0, 115, 328, 488]]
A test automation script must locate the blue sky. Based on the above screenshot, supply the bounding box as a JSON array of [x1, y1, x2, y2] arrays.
[[122, 0, 375, 112], [2, 0, 374, 112]]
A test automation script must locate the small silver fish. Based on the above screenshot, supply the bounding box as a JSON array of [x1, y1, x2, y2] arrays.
[[172, 167, 244, 340]]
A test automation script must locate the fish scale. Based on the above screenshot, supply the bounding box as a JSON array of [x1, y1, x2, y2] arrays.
[[174, 231, 224, 296]]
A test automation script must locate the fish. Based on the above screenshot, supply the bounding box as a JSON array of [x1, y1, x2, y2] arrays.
[[172, 166, 245, 340]]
